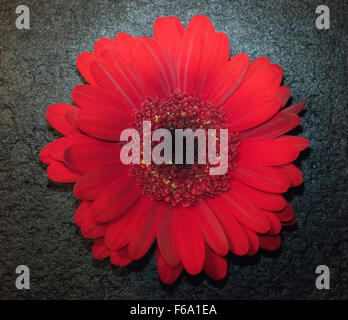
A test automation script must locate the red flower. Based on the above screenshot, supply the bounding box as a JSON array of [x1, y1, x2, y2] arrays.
[[40, 15, 309, 284]]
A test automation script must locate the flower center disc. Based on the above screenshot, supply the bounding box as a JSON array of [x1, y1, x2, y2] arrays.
[[130, 90, 239, 207]]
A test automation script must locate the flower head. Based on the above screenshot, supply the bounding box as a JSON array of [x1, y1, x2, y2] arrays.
[[40, 15, 309, 283]]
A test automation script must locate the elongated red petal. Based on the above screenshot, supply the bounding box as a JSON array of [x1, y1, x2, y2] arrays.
[[76, 52, 96, 85], [231, 162, 290, 193], [110, 246, 132, 267], [204, 246, 227, 280], [225, 62, 283, 108], [45, 135, 96, 162], [237, 138, 299, 166], [113, 32, 135, 63], [96, 48, 145, 107], [226, 96, 281, 132], [72, 85, 131, 112], [205, 198, 250, 255], [154, 16, 184, 62], [92, 238, 110, 259], [264, 211, 282, 235], [239, 111, 301, 140], [283, 101, 306, 114], [40, 143, 55, 164], [47, 162, 80, 183], [197, 200, 229, 256], [90, 176, 141, 224], [221, 191, 271, 234], [64, 142, 120, 174], [275, 164, 303, 187], [244, 228, 259, 255], [46, 104, 80, 136], [175, 15, 215, 95], [105, 206, 139, 251], [131, 37, 173, 99], [276, 136, 309, 152], [157, 249, 183, 284], [275, 201, 295, 223], [203, 53, 249, 105], [80, 208, 106, 239], [173, 206, 205, 275], [275, 86, 291, 107], [76, 104, 131, 141], [156, 205, 180, 267], [230, 179, 285, 211], [259, 234, 281, 250], [193, 31, 230, 95], [74, 163, 128, 200], [128, 200, 165, 260], [74, 201, 92, 227], [94, 38, 117, 56]]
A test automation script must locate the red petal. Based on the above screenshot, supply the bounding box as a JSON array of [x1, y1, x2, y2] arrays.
[[45, 135, 96, 162], [264, 211, 282, 235], [94, 38, 117, 56], [113, 33, 135, 63], [90, 58, 137, 109], [282, 216, 297, 226], [76, 103, 132, 141], [40, 143, 55, 164], [72, 85, 131, 112], [221, 191, 271, 234], [131, 37, 173, 99], [225, 62, 283, 108], [110, 246, 132, 267], [197, 200, 229, 256], [156, 205, 180, 267], [205, 198, 249, 255], [96, 48, 145, 108], [74, 201, 92, 227], [276, 164, 303, 187], [283, 101, 306, 114], [46, 104, 80, 136], [237, 138, 299, 166], [203, 53, 249, 105], [276, 136, 309, 152], [76, 52, 96, 85], [244, 228, 259, 255], [90, 176, 141, 224], [105, 206, 139, 251], [157, 249, 183, 284], [204, 246, 227, 280], [226, 96, 281, 132], [259, 234, 281, 250], [231, 162, 290, 193], [80, 209, 106, 239], [193, 31, 230, 95], [230, 179, 285, 211], [74, 163, 128, 200], [47, 162, 80, 183], [64, 141, 120, 174], [128, 200, 165, 260], [154, 16, 184, 63], [239, 110, 301, 140], [173, 206, 205, 275], [186, 15, 215, 33], [275, 86, 291, 107], [92, 238, 110, 260], [275, 201, 295, 223], [175, 15, 216, 95]]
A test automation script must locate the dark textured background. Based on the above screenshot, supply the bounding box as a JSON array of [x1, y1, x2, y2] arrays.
[[0, 0, 347, 300]]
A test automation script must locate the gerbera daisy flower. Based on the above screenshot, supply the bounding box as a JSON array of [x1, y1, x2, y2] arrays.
[[40, 15, 309, 284]]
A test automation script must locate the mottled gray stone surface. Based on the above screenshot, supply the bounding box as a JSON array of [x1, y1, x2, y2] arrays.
[[0, 0, 347, 299]]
